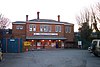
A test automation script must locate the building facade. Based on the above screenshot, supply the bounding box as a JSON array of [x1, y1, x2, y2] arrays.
[[12, 12, 74, 49]]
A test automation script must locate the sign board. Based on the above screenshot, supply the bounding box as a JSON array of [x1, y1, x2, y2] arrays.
[[24, 41, 31, 46], [34, 33, 58, 36], [78, 41, 82, 45], [10, 39, 15, 41]]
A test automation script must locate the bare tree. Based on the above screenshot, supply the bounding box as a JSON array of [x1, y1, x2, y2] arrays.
[[96, 2, 100, 24], [91, 2, 100, 32], [76, 2, 100, 40], [95, 2, 100, 38], [76, 8, 92, 36], [96, 2, 100, 12], [76, 8, 92, 49], [76, 2, 100, 32], [90, 7, 99, 32], [0, 14, 10, 29], [76, 8, 90, 28]]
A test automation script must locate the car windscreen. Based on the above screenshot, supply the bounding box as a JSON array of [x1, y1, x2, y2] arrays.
[[92, 41, 97, 45]]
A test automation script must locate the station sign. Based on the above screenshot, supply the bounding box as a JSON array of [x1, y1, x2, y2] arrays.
[[34, 33, 58, 36]]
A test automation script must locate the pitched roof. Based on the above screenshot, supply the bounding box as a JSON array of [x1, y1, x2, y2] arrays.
[[29, 19, 57, 22], [13, 21, 26, 23], [12, 21, 26, 24], [13, 19, 73, 25], [29, 19, 72, 24]]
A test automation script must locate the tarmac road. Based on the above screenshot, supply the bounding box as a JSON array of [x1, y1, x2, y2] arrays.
[[0, 49, 100, 67]]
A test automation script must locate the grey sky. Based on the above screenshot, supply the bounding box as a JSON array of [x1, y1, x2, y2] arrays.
[[0, 0, 99, 31]]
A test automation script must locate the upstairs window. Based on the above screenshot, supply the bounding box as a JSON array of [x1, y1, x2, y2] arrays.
[[40, 25, 51, 32], [55, 25, 61, 32], [65, 26, 71, 33], [16, 25, 23, 30], [40, 25, 43, 32], [29, 24, 33, 31], [33, 25, 36, 31], [29, 24, 36, 32], [44, 26, 48, 32], [48, 26, 51, 32]]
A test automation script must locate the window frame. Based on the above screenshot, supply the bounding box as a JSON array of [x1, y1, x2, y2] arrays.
[[29, 24, 36, 32], [55, 25, 61, 32], [40, 25, 51, 32], [65, 26, 71, 33], [40, 25, 43, 32], [33, 25, 36, 32], [29, 24, 33, 31], [16, 25, 23, 30]]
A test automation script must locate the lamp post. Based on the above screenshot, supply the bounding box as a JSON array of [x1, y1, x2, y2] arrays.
[[2, 26, 6, 38]]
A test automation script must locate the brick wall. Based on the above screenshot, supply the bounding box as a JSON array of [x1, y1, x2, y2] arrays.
[[12, 22, 74, 43], [26, 23, 65, 37], [12, 24, 26, 40], [64, 24, 74, 42]]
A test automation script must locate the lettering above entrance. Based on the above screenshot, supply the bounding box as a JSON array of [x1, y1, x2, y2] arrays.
[[34, 33, 58, 36]]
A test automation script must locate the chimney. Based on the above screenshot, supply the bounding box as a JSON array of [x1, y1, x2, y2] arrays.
[[26, 15, 28, 21], [37, 12, 40, 19], [58, 15, 60, 22]]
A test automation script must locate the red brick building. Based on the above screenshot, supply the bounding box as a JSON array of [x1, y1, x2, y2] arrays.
[[12, 12, 74, 49]]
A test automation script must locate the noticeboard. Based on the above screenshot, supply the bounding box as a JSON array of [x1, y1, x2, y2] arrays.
[[24, 41, 31, 46], [78, 41, 82, 46]]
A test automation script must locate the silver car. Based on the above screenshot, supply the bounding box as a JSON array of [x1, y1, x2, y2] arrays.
[[91, 39, 100, 56]]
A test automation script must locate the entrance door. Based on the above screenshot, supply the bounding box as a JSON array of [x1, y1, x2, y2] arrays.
[[7, 39, 18, 53], [37, 42, 41, 49]]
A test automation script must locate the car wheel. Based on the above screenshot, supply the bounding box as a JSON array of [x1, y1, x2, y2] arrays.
[[93, 51, 99, 57]]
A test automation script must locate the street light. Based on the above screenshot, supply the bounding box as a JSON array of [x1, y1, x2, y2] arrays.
[[2, 26, 6, 38]]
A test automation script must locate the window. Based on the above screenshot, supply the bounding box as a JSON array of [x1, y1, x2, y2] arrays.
[[44, 26, 48, 32], [40, 25, 43, 32], [92, 41, 97, 46], [55, 25, 61, 32], [16, 25, 23, 30], [29, 24, 33, 31], [40, 25, 51, 32], [65, 26, 71, 33], [48, 26, 51, 32], [29, 24, 36, 32], [33, 25, 36, 31]]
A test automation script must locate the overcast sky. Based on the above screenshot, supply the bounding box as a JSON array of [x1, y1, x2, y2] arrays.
[[0, 0, 99, 31]]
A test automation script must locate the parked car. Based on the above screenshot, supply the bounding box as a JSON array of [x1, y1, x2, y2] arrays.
[[91, 39, 100, 56], [0, 48, 3, 61]]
